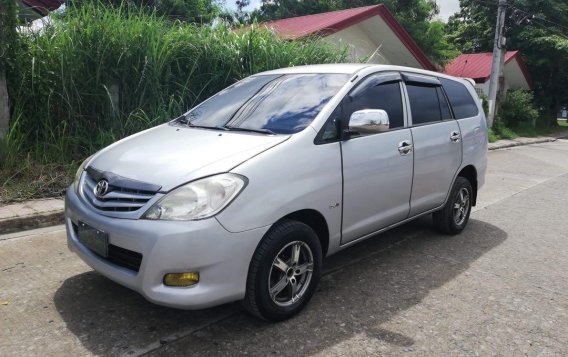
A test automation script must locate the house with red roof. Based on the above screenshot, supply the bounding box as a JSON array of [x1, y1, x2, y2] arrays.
[[17, 0, 64, 21], [444, 51, 533, 97], [262, 4, 436, 71]]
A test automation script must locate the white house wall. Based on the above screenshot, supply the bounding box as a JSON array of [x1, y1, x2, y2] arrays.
[[327, 26, 389, 64], [475, 82, 490, 97], [504, 59, 531, 90], [326, 16, 424, 68]]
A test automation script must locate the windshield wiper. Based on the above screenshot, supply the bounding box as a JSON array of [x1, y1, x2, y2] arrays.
[[223, 126, 276, 135], [187, 123, 228, 131]]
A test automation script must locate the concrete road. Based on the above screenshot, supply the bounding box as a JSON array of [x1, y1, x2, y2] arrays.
[[2, 140, 568, 356]]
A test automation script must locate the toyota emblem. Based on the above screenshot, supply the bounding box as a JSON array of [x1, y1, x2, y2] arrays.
[[94, 179, 109, 197]]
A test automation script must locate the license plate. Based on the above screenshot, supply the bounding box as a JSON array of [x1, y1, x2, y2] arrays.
[[77, 221, 109, 258]]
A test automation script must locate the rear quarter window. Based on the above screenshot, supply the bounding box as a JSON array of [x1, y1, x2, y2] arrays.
[[440, 78, 479, 119]]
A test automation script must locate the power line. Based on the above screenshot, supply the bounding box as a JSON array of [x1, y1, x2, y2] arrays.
[[508, 3, 568, 34], [469, 0, 568, 40]]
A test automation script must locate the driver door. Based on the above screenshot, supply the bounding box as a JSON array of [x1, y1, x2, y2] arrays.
[[340, 73, 414, 244]]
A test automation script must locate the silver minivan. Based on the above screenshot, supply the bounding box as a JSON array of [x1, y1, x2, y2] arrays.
[[65, 64, 487, 321]]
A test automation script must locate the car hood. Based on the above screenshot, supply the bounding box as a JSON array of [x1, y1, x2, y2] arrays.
[[89, 124, 289, 191]]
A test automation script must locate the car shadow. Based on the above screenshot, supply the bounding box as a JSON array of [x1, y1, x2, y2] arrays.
[[54, 217, 507, 356]]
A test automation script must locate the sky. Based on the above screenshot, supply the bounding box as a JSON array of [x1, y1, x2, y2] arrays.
[[435, 0, 461, 21], [228, 0, 462, 22]]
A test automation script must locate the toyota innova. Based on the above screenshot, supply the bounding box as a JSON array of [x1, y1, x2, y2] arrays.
[[65, 64, 488, 321]]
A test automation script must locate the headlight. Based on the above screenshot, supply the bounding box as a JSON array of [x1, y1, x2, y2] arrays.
[[143, 173, 247, 221], [73, 155, 93, 193]]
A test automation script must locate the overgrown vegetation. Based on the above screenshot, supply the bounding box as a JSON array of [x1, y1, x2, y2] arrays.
[[77, 0, 223, 22], [0, 1, 348, 202], [487, 90, 564, 143], [498, 90, 539, 128]]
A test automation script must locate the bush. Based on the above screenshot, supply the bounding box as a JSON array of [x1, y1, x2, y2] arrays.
[[497, 90, 539, 128], [492, 120, 517, 140], [2, 1, 348, 170], [487, 128, 499, 143], [477, 92, 489, 117]]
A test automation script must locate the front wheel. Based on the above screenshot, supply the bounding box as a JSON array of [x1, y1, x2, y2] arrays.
[[433, 176, 473, 235], [242, 219, 322, 322]]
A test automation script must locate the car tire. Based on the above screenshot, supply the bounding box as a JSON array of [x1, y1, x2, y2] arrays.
[[242, 219, 322, 322], [433, 176, 473, 235]]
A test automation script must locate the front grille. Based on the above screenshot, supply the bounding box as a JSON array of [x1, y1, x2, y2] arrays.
[[107, 244, 143, 272], [82, 169, 159, 212]]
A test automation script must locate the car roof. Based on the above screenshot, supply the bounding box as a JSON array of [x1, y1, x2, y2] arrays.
[[258, 64, 371, 75], [257, 64, 468, 84]]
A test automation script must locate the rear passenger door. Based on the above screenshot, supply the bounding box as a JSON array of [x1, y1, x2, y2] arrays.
[[402, 73, 462, 216]]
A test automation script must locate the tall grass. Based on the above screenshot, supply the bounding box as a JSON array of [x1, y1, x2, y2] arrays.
[[2, 1, 348, 173]]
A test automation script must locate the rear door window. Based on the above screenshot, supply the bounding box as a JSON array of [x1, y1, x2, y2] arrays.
[[406, 84, 442, 125], [439, 78, 479, 119]]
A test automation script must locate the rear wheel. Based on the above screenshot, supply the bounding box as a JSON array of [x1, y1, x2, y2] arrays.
[[433, 176, 473, 235], [243, 219, 322, 322]]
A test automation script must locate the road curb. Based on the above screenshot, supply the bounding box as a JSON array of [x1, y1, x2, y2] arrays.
[[488, 137, 560, 151], [0, 210, 64, 235]]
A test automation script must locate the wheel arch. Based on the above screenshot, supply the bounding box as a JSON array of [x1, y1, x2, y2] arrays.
[[278, 209, 330, 257], [457, 165, 478, 206]]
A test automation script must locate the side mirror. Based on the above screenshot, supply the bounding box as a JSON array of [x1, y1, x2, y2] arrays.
[[347, 109, 390, 137]]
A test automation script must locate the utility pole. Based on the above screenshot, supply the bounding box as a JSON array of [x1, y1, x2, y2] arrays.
[[487, 0, 507, 128]]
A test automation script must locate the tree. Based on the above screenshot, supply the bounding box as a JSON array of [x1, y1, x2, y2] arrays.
[[0, 0, 19, 139], [231, 0, 250, 23], [250, 0, 458, 65], [446, 0, 568, 125], [251, 0, 340, 21]]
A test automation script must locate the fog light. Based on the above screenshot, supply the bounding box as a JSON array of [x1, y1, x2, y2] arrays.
[[164, 272, 200, 287]]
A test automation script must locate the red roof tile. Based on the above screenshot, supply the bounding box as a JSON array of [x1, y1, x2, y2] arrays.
[[21, 0, 64, 16], [262, 5, 435, 71], [444, 51, 533, 88]]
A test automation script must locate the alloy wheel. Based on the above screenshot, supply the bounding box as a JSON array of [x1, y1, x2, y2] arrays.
[[268, 241, 314, 307], [453, 187, 470, 226]]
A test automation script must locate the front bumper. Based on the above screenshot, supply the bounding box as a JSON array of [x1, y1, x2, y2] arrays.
[[65, 186, 269, 309]]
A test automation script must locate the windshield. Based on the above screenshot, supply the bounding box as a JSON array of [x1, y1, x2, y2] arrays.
[[175, 73, 350, 134]]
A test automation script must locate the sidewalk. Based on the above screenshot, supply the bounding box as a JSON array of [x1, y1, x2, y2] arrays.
[[488, 130, 568, 150], [0, 198, 64, 235], [2, 131, 568, 235]]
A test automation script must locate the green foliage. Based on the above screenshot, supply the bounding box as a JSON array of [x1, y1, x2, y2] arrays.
[[250, 0, 459, 65], [0, 0, 20, 71], [446, 0, 495, 53], [498, 90, 539, 128], [487, 128, 498, 143], [73, 0, 222, 22], [492, 120, 517, 140], [416, 20, 460, 65], [2, 2, 347, 174], [477, 92, 489, 117], [251, 0, 340, 21]]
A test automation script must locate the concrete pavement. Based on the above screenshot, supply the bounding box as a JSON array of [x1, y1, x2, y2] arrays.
[[1, 139, 568, 356]]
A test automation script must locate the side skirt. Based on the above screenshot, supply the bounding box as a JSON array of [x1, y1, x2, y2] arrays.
[[338, 204, 444, 249]]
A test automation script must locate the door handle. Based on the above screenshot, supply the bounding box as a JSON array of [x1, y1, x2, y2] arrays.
[[398, 140, 413, 155], [450, 131, 461, 142]]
